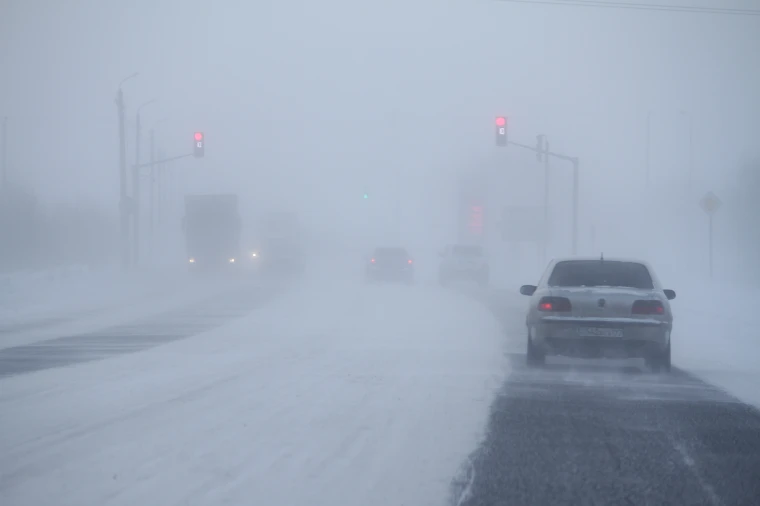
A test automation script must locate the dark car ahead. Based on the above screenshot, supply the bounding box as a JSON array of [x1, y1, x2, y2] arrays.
[[365, 247, 414, 284]]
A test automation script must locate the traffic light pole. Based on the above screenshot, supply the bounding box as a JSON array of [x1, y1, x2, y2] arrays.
[[133, 151, 192, 257], [509, 140, 580, 255], [116, 88, 129, 270], [133, 152, 193, 169], [1, 116, 7, 190], [149, 129, 155, 253], [133, 112, 141, 266]]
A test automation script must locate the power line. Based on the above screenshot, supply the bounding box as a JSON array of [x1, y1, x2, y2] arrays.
[[495, 0, 760, 16]]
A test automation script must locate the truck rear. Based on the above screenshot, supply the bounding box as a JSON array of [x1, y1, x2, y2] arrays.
[[183, 194, 241, 272]]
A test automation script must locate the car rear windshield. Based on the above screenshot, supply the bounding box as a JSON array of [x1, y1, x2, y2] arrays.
[[548, 260, 654, 289], [374, 248, 409, 259], [452, 245, 483, 257]]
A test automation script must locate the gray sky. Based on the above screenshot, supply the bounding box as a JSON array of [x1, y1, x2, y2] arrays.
[[1, 0, 758, 265]]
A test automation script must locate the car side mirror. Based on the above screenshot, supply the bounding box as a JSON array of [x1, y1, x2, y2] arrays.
[[520, 285, 537, 296], [663, 289, 676, 300]]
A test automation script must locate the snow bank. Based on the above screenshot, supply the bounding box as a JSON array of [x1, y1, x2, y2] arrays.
[[669, 278, 760, 410], [0, 279, 508, 506], [0, 265, 188, 318], [0, 265, 258, 350]]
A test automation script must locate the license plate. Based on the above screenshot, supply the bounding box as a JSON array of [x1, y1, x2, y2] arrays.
[[576, 327, 623, 338]]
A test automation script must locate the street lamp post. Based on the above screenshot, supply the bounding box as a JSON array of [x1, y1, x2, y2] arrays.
[[1, 116, 7, 190], [678, 110, 693, 190], [132, 99, 157, 266], [116, 72, 137, 270], [148, 118, 168, 256], [645, 111, 651, 190]]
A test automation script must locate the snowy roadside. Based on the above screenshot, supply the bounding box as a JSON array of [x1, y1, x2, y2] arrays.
[[669, 279, 760, 410], [0, 265, 260, 350], [0, 265, 184, 321], [0, 280, 509, 506]]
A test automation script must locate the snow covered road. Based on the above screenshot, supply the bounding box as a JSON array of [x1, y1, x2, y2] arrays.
[[0, 280, 508, 506]]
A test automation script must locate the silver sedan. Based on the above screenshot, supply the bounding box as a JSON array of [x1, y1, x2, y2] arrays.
[[519, 257, 676, 372]]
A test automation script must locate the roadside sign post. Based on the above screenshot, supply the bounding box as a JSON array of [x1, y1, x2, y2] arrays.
[[699, 191, 722, 279]]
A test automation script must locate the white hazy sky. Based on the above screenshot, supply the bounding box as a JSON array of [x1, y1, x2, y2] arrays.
[[1, 0, 758, 262]]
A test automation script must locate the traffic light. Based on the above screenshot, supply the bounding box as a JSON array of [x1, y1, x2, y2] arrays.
[[468, 204, 484, 235], [193, 132, 205, 158], [363, 193, 369, 199], [495, 117, 507, 147]]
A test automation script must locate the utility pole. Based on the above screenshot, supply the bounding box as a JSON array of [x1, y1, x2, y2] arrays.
[[709, 213, 714, 279], [158, 147, 165, 227], [571, 157, 580, 256], [394, 196, 401, 244], [116, 88, 129, 270], [116, 73, 137, 270], [536, 134, 550, 263], [543, 137, 550, 262], [509, 139, 580, 256], [688, 120, 693, 190], [682, 110, 693, 191], [133, 111, 141, 266], [149, 128, 155, 254], [645, 111, 651, 190], [1, 116, 7, 189], [133, 99, 156, 266]]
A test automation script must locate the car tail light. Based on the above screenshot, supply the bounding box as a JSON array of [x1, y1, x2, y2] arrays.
[[408, 259, 413, 264], [538, 296, 572, 312], [370, 258, 376, 263], [632, 300, 664, 315]]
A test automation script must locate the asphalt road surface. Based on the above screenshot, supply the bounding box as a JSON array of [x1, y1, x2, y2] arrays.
[[452, 290, 760, 506], [0, 282, 276, 378]]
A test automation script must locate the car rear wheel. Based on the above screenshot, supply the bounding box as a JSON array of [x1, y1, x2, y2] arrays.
[[526, 331, 545, 367], [647, 341, 671, 373]]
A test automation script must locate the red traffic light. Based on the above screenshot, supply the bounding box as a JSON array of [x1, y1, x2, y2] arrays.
[[193, 132, 205, 158], [495, 117, 506, 127]]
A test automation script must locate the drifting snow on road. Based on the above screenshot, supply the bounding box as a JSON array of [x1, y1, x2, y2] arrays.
[[0, 281, 508, 506]]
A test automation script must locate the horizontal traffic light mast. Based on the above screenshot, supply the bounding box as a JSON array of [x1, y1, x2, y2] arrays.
[[131, 132, 206, 169]]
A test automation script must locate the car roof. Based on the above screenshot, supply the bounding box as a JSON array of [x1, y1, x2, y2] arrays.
[[551, 256, 650, 265], [374, 246, 408, 252]]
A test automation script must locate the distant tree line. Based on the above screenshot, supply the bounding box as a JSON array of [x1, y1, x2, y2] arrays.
[[0, 183, 117, 273]]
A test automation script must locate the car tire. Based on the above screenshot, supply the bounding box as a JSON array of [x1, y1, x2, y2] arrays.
[[647, 341, 671, 373], [526, 331, 546, 367]]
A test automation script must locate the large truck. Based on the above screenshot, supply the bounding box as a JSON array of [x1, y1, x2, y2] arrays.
[[182, 194, 241, 271]]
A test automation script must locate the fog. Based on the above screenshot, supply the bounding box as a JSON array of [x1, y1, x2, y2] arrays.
[[1, 0, 757, 284], [2, 3, 760, 505]]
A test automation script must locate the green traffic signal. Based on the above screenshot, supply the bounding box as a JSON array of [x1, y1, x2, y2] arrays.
[[363, 193, 369, 199]]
